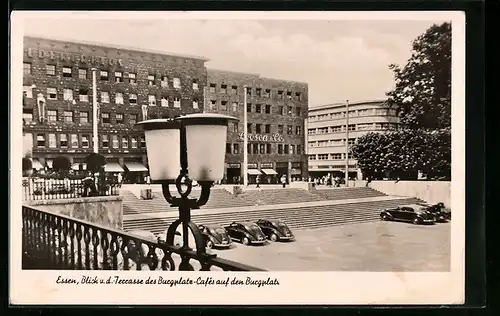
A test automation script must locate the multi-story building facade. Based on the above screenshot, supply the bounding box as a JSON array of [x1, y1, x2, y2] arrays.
[[22, 36, 207, 183], [307, 100, 400, 180], [206, 69, 309, 184]]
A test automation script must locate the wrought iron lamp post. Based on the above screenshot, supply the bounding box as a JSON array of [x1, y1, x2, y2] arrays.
[[137, 113, 238, 270]]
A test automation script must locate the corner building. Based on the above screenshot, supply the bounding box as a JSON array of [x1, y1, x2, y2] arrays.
[[22, 36, 207, 183], [206, 69, 309, 184]]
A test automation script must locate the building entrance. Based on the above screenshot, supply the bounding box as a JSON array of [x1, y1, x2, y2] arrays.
[[226, 167, 241, 184]]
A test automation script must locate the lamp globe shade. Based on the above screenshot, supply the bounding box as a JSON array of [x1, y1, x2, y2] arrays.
[[136, 119, 181, 181], [176, 113, 238, 182]]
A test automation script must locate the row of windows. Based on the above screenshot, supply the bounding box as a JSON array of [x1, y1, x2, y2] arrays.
[[23, 86, 200, 108], [226, 143, 303, 155], [206, 101, 302, 116], [23, 62, 194, 89], [241, 123, 302, 135], [34, 133, 146, 149], [307, 123, 399, 135], [311, 164, 357, 169], [23, 109, 139, 125], [308, 108, 397, 122], [208, 83, 303, 101], [309, 138, 356, 148], [309, 153, 349, 160]]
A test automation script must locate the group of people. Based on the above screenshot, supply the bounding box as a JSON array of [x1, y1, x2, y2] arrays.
[[310, 175, 343, 187]]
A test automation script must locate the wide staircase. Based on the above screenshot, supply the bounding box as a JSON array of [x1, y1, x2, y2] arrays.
[[123, 197, 423, 234], [313, 187, 387, 200], [237, 188, 325, 205]]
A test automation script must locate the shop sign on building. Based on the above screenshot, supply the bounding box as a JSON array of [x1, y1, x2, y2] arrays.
[[238, 132, 284, 142], [260, 163, 273, 168], [25, 48, 124, 66]]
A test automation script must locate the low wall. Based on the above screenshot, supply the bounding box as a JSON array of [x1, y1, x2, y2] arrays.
[[362, 180, 451, 207], [25, 196, 123, 230]]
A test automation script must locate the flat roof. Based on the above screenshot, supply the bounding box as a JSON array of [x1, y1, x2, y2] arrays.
[[309, 99, 388, 112], [208, 68, 308, 85], [24, 35, 210, 62]]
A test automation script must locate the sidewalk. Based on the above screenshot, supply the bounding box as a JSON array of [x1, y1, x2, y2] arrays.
[[123, 195, 412, 221]]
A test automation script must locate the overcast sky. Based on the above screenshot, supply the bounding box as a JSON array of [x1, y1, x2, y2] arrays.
[[20, 13, 447, 107]]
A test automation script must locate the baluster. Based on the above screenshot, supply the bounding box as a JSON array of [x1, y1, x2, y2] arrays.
[[40, 213, 47, 267], [135, 240, 143, 271], [83, 227, 91, 269], [160, 250, 176, 271], [47, 215, 54, 266], [56, 218, 63, 269], [146, 245, 159, 271], [32, 212, 39, 263], [26, 210, 32, 258], [109, 235, 119, 270], [100, 232, 110, 270], [75, 223, 83, 270], [179, 255, 194, 271], [62, 221, 69, 269], [120, 237, 130, 271], [68, 222, 76, 269], [91, 228, 99, 270]]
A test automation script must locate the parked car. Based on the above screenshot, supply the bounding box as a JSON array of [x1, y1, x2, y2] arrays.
[[224, 222, 267, 246], [415, 202, 450, 222], [198, 224, 232, 249], [255, 219, 295, 242], [380, 204, 436, 225]]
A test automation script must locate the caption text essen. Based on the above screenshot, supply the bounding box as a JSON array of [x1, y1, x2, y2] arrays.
[[56, 275, 280, 288]]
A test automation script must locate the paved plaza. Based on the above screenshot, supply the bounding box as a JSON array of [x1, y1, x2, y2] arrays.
[[211, 221, 450, 271]]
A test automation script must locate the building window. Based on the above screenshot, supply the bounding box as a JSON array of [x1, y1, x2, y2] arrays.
[[46, 65, 56, 76], [259, 144, 265, 154], [232, 122, 238, 133], [309, 155, 316, 160], [62, 67, 72, 78], [221, 84, 227, 93], [173, 97, 181, 108], [71, 134, 79, 148], [79, 89, 89, 102], [173, 77, 181, 89], [318, 154, 329, 160], [161, 76, 168, 88], [102, 135, 109, 148], [226, 143, 231, 154], [129, 93, 137, 105], [209, 100, 216, 110], [131, 136, 138, 148], [287, 125, 293, 135], [295, 92, 302, 101], [192, 99, 199, 109], [48, 134, 57, 148], [266, 143, 271, 154], [116, 113, 124, 124], [331, 154, 342, 160], [246, 103, 252, 112], [231, 85, 238, 94], [287, 106, 293, 115], [23, 62, 31, 75], [220, 101, 227, 110], [277, 90, 284, 99], [100, 91, 110, 104], [255, 124, 262, 134], [102, 113, 110, 124], [295, 126, 302, 135], [60, 134, 68, 148], [36, 134, 45, 147], [284, 144, 289, 154], [246, 88, 252, 96], [140, 136, 146, 148], [290, 145, 295, 154], [233, 143, 239, 154], [63, 111, 73, 123], [278, 144, 283, 154], [265, 124, 271, 134], [265, 104, 271, 114], [331, 126, 342, 133], [115, 92, 124, 105], [148, 95, 156, 106], [232, 102, 238, 111], [286, 91, 293, 100], [23, 86, 33, 98], [115, 71, 123, 83], [209, 84, 216, 93], [122, 136, 128, 148], [80, 111, 89, 123], [253, 144, 259, 154], [256, 88, 262, 97], [318, 127, 328, 134], [265, 89, 271, 98], [255, 104, 261, 113], [348, 124, 356, 131], [348, 138, 356, 146], [278, 106, 284, 115], [296, 107, 302, 116], [81, 135, 89, 148], [78, 68, 87, 79], [129, 73, 137, 84], [129, 114, 137, 125], [247, 123, 252, 133], [297, 145, 302, 154], [100, 70, 109, 81], [47, 110, 57, 122], [278, 125, 284, 134], [148, 74, 155, 86], [23, 111, 33, 123], [161, 97, 168, 107], [47, 88, 57, 100], [308, 129, 316, 135], [192, 80, 199, 90], [63, 88, 73, 101]]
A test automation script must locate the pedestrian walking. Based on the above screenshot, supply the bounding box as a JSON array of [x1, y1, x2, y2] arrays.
[[280, 175, 287, 188], [256, 175, 261, 188], [117, 172, 123, 188]]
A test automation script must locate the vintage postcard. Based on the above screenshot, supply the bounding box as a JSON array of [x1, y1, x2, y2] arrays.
[[10, 10, 465, 305]]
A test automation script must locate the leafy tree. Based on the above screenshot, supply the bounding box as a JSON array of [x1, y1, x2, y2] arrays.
[[22, 157, 32, 171], [52, 155, 72, 173], [85, 153, 106, 173], [386, 22, 451, 129]]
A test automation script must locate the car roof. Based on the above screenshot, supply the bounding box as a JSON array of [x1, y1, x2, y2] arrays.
[[241, 222, 256, 226], [203, 224, 224, 229], [401, 204, 428, 209]]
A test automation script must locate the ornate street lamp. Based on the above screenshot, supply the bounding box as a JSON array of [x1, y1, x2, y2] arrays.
[[136, 113, 238, 270]]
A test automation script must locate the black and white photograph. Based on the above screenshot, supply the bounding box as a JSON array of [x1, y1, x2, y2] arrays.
[[10, 11, 465, 305]]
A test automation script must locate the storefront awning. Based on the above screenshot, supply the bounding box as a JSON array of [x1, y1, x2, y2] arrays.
[[125, 162, 149, 172], [261, 169, 278, 175], [247, 169, 262, 175], [105, 162, 124, 173], [32, 159, 43, 170]]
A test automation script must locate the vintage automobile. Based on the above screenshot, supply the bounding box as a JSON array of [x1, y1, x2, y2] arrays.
[[198, 224, 232, 249], [415, 202, 450, 222], [380, 204, 436, 225], [255, 219, 295, 242], [224, 222, 267, 246]]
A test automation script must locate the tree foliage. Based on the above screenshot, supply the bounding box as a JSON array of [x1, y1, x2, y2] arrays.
[[386, 22, 451, 129], [85, 153, 106, 173], [52, 155, 72, 172], [22, 157, 32, 171]]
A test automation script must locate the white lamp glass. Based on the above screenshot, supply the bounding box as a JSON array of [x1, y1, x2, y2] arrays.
[[137, 119, 181, 181]]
